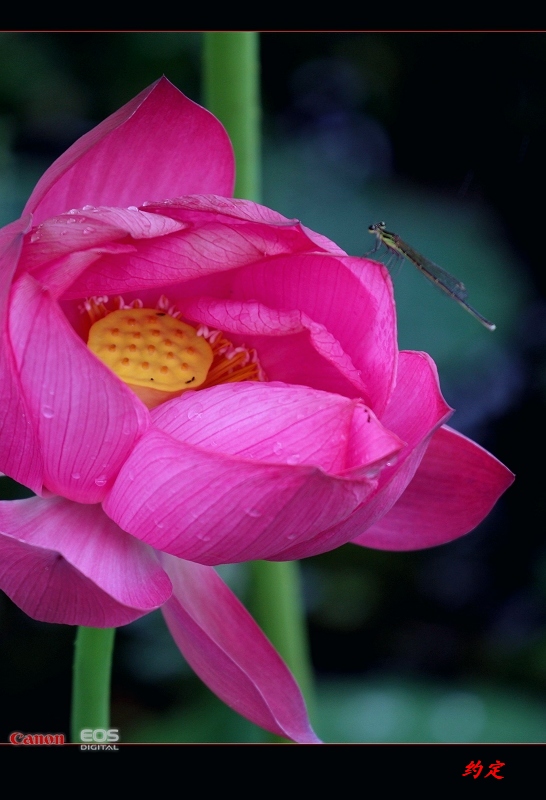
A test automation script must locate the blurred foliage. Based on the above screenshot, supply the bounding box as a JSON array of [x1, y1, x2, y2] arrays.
[[1, 32, 545, 744], [121, 677, 546, 743]]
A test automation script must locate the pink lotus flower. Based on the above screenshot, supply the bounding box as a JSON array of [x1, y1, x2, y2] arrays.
[[0, 78, 513, 742]]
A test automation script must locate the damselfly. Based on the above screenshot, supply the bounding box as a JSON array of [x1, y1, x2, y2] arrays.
[[368, 222, 496, 331]]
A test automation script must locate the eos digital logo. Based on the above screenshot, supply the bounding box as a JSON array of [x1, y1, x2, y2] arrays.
[[80, 728, 120, 750]]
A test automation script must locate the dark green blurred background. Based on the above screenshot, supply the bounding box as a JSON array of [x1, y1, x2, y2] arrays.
[[0, 32, 544, 743]]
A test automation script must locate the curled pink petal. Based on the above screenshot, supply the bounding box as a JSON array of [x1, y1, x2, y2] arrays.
[[175, 297, 369, 397], [61, 206, 330, 300], [24, 206, 185, 271], [152, 381, 403, 475], [0, 496, 172, 626], [142, 194, 304, 225], [29, 243, 138, 303], [351, 425, 515, 550], [21, 207, 186, 297], [24, 78, 235, 224], [160, 555, 321, 743], [0, 217, 44, 492], [274, 350, 453, 560], [175, 252, 397, 413], [9, 273, 149, 502], [229, 253, 398, 415], [103, 427, 381, 564]]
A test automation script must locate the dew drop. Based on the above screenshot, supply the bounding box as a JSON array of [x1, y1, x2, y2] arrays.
[[71, 472, 81, 480], [273, 441, 284, 455], [94, 476, 107, 487], [82, 227, 94, 235], [187, 403, 204, 420], [287, 454, 301, 465], [127, 206, 139, 211], [244, 506, 262, 518], [41, 406, 54, 419]]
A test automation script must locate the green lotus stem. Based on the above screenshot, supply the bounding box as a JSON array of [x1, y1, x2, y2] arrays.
[[202, 32, 261, 201], [202, 32, 316, 740], [247, 559, 315, 716], [71, 626, 115, 742]]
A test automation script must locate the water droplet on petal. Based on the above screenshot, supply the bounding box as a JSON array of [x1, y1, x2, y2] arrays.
[[187, 403, 204, 420], [287, 454, 301, 465], [244, 506, 262, 518], [71, 472, 81, 480], [41, 406, 54, 419], [273, 441, 283, 455], [94, 476, 107, 487]]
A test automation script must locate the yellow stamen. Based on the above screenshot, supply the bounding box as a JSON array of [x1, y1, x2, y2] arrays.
[[198, 330, 263, 390], [83, 296, 264, 409], [87, 308, 213, 408]]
